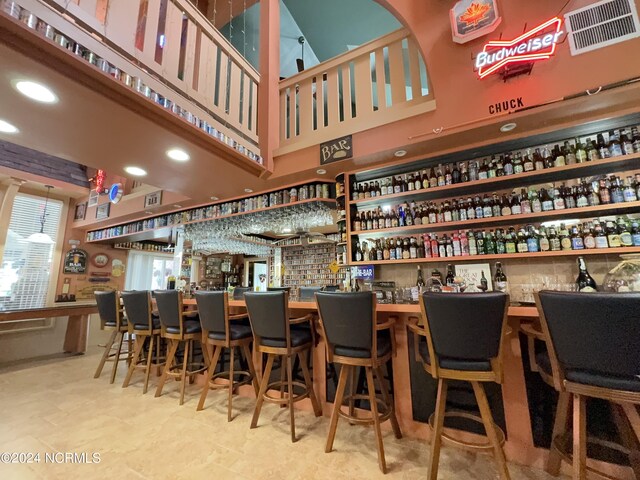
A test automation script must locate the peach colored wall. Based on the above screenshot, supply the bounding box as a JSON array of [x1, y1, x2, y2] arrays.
[[273, 0, 640, 176]]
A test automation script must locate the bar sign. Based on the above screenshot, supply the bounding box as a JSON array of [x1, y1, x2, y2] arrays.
[[351, 265, 374, 281], [320, 135, 353, 165]]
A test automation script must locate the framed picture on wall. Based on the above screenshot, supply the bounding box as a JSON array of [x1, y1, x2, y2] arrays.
[[87, 189, 99, 207], [74, 202, 87, 221], [95, 202, 110, 220], [144, 191, 162, 209]]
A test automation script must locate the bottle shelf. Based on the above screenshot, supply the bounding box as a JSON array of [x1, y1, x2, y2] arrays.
[[348, 153, 640, 208], [350, 200, 640, 239], [349, 246, 640, 266]]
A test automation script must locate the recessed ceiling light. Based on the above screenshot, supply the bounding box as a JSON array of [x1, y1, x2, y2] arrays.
[[282, 228, 292, 233], [15, 81, 57, 103], [124, 166, 147, 176], [210, 196, 219, 201], [0, 119, 18, 134], [394, 150, 407, 157], [316, 168, 327, 174], [166, 148, 190, 162], [500, 122, 517, 132], [244, 188, 253, 193], [173, 204, 182, 208]]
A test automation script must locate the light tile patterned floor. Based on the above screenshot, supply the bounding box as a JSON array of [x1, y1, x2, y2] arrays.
[[0, 350, 563, 480]]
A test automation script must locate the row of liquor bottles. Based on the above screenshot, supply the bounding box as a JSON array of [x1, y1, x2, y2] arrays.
[[416, 258, 597, 293], [352, 174, 640, 232], [352, 216, 640, 262], [351, 127, 640, 201], [86, 183, 333, 241]]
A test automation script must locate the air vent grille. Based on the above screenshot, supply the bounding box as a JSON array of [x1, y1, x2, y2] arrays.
[[565, 0, 640, 55]]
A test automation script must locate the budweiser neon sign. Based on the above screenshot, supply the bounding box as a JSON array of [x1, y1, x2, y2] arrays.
[[475, 17, 563, 79]]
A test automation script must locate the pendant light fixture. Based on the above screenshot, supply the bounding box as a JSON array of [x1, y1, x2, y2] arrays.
[[27, 185, 55, 244]]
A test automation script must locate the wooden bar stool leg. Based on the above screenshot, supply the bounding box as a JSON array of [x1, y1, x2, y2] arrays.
[[279, 356, 287, 408], [365, 366, 386, 473], [197, 345, 222, 411], [122, 335, 144, 388], [251, 353, 275, 429], [621, 403, 640, 441], [375, 366, 402, 439], [143, 335, 155, 394], [127, 335, 133, 366], [472, 381, 511, 480], [548, 391, 571, 476], [286, 354, 296, 442], [109, 331, 125, 384], [228, 346, 235, 421], [94, 330, 117, 379], [242, 343, 259, 396], [299, 351, 322, 416], [573, 394, 587, 480], [428, 378, 448, 480], [155, 339, 179, 397], [348, 366, 357, 420], [180, 340, 190, 405], [611, 403, 640, 477], [326, 364, 349, 453]]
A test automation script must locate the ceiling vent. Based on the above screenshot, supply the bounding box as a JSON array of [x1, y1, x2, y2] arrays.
[[564, 0, 640, 55]]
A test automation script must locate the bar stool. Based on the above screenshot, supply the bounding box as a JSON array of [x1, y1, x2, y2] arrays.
[[233, 287, 251, 300], [195, 291, 259, 420], [121, 291, 163, 394], [536, 291, 640, 480], [93, 290, 131, 384], [244, 291, 322, 442], [410, 292, 511, 480], [154, 290, 208, 405], [299, 286, 323, 301], [316, 291, 402, 474]]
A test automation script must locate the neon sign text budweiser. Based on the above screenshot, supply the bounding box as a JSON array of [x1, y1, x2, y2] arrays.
[[475, 17, 563, 79]]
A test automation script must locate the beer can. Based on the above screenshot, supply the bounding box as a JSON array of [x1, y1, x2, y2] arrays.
[[53, 33, 69, 49], [2, 1, 21, 19], [96, 58, 110, 73], [19, 9, 38, 29], [121, 72, 133, 88]]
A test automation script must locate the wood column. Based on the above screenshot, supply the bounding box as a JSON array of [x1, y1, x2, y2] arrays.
[[258, 0, 280, 173]]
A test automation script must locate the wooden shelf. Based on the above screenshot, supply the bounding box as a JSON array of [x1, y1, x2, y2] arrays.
[[349, 154, 640, 208], [349, 247, 640, 266], [350, 200, 640, 239]]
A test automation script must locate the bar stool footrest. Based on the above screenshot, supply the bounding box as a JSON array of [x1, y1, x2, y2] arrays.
[[209, 370, 253, 390], [428, 411, 505, 452], [263, 380, 310, 404], [552, 432, 632, 480], [338, 394, 392, 425]]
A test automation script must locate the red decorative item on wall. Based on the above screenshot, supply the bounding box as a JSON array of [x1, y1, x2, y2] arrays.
[[475, 17, 563, 79], [94, 169, 107, 194]]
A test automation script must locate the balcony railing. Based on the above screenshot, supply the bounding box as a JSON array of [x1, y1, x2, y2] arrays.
[[277, 28, 436, 155], [4, 0, 260, 162]]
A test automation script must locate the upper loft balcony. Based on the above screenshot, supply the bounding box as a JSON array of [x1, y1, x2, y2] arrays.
[[0, 0, 266, 202]]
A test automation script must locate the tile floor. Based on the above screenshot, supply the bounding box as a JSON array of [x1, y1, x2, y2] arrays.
[[0, 349, 563, 480]]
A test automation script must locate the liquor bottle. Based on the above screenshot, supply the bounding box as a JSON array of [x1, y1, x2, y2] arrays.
[[421, 170, 429, 190], [585, 138, 599, 161], [553, 144, 566, 167], [505, 229, 517, 253], [583, 223, 596, 249], [618, 218, 633, 247], [623, 176, 638, 202], [469, 161, 478, 181], [606, 220, 621, 247], [407, 173, 415, 192], [608, 130, 623, 157], [611, 176, 625, 204], [548, 227, 561, 251], [559, 223, 572, 251], [596, 133, 610, 158], [429, 168, 438, 188], [445, 164, 453, 185], [521, 188, 532, 214], [594, 221, 609, 249], [542, 145, 554, 169], [478, 160, 489, 179], [414, 172, 422, 191], [575, 138, 587, 163], [409, 237, 418, 258], [620, 129, 634, 155], [533, 148, 545, 170], [599, 178, 611, 204], [552, 185, 566, 210], [513, 153, 524, 174], [355, 242, 363, 262], [576, 257, 598, 292], [468, 231, 478, 255], [445, 264, 455, 286], [479, 271, 488, 292], [416, 265, 426, 289], [540, 188, 554, 211], [383, 240, 390, 260], [516, 229, 529, 253], [461, 162, 469, 182], [631, 221, 640, 246], [364, 182, 370, 199], [530, 189, 542, 213], [437, 165, 445, 186], [495, 229, 506, 254], [389, 239, 396, 260], [538, 226, 550, 251], [452, 163, 461, 184], [494, 262, 508, 293], [523, 150, 534, 172], [504, 154, 514, 175], [570, 225, 585, 250], [632, 126, 640, 153], [526, 225, 539, 252], [351, 181, 359, 201], [510, 191, 522, 215], [565, 141, 577, 165]]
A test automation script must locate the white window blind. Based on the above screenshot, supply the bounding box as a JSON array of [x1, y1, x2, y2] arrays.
[[125, 250, 174, 291], [0, 193, 63, 311]]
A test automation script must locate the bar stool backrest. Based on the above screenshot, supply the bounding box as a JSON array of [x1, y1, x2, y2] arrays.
[[95, 290, 120, 328], [245, 291, 288, 343], [195, 291, 227, 336], [421, 292, 508, 372], [299, 286, 323, 301], [154, 290, 182, 331], [316, 292, 375, 360], [121, 290, 153, 331], [267, 287, 290, 292], [536, 290, 640, 389], [233, 287, 251, 300]]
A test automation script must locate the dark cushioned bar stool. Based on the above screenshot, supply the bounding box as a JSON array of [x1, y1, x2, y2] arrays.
[[195, 291, 259, 421], [244, 291, 322, 442], [232, 286, 251, 300], [316, 291, 402, 474], [121, 290, 164, 394], [536, 291, 640, 480], [94, 290, 131, 384], [299, 286, 323, 301], [410, 292, 511, 480], [154, 290, 207, 405]]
